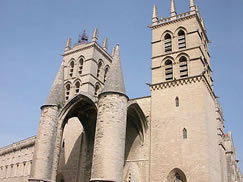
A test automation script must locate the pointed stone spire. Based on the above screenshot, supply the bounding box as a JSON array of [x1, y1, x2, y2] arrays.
[[190, 0, 196, 11], [64, 38, 71, 52], [152, 4, 158, 24], [170, 0, 177, 16], [103, 38, 108, 52], [45, 63, 64, 106], [111, 47, 115, 57], [92, 28, 98, 42], [101, 44, 126, 96]]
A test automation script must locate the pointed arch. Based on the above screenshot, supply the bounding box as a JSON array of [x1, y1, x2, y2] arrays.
[[58, 93, 97, 182], [164, 33, 172, 52], [64, 82, 71, 101], [78, 56, 84, 75], [97, 60, 103, 78], [178, 30, 186, 49], [164, 59, 173, 81], [68, 59, 75, 78], [179, 56, 188, 78], [104, 65, 110, 82], [74, 79, 81, 94], [94, 82, 101, 96], [167, 168, 187, 182]]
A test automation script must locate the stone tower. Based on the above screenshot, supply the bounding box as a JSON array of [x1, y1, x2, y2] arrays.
[[29, 29, 114, 182], [91, 45, 128, 182], [149, 0, 227, 181]]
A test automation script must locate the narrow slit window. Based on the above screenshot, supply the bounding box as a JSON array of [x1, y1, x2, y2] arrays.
[[78, 58, 84, 75], [104, 66, 109, 82], [97, 61, 102, 78], [65, 84, 71, 101], [69, 61, 75, 77], [94, 84, 100, 96], [75, 81, 80, 94], [183, 128, 187, 139], [165, 60, 173, 81], [179, 56, 188, 78], [164, 34, 172, 52], [178, 30, 186, 49], [175, 97, 179, 107]]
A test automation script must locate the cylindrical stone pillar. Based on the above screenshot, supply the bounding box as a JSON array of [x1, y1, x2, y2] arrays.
[[91, 93, 128, 182], [29, 105, 59, 182]]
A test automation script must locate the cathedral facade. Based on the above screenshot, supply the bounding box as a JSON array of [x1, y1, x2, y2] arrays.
[[0, 1, 242, 182]]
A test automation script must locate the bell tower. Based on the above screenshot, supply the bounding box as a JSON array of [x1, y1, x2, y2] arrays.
[[62, 29, 113, 102], [149, 1, 226, 181]]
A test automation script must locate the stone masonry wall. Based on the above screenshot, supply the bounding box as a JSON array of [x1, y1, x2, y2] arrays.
[[0, 136, 35, 182]]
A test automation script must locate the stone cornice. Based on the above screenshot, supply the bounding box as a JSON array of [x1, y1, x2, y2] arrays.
[[62, 42, 113, 63], [149, 12, 197, 30], [62, 42, 94, 57], [149, 11, 209, 43], [149, 74, 216, 100], [0, 136, 36, 156]]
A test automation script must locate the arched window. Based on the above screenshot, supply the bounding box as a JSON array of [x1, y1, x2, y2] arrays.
[[65, 84, 71, 101], [78, 58, 84, 75], [75, 81, 80, 94], [183, 128, 187, 139], [164, 34, 172, 52], [178, 30, 186, 49], [69, 61, 75, 77], [167, 168, 187, 182], [104, 66, 109, 82], [97, 61, 102, 78], [179, 57, 188, 78], [175, 97, 179, 107], [165, 60, 173, 81], [94, 84, 100, 96]]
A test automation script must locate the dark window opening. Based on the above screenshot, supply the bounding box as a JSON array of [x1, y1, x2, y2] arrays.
[[165, 60, 173, 81], [179, 57, 188, 78], [65, 84, 71, 100], [164, 34, 172, 52], [176, 97, 179, 107], [79, 58, 84, 75], [178, 30, 186, 49], [97, 62, 102, 78], [75, 81, 80, 94], [183, 128, 187, 139], [69, 61, 75, 77]]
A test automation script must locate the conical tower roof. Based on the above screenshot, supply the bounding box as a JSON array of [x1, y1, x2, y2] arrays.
[[45, 63, 64, 106], [101, 44, 126, 96]]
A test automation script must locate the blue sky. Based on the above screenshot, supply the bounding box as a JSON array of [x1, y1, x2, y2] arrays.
[[0, 0, 242, 171]]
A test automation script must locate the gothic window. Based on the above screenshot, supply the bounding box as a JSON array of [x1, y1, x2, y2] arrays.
[[78, 57, 84, 75], [75, 81, 80, 94], [69, 60, 75, 77], [178, 30, 186, 49], [175, 97, 179, 107], [104, 66, 109, 82], [167, 168, 187, 182], [97, 61, 103, 78], [94, 83, 100, 96], [183, 128, 187, 139], [165, 34, 172, 52], [165, 60, 173, 81], [65, 84, 71, 101], [179, 56, 188, 78]]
